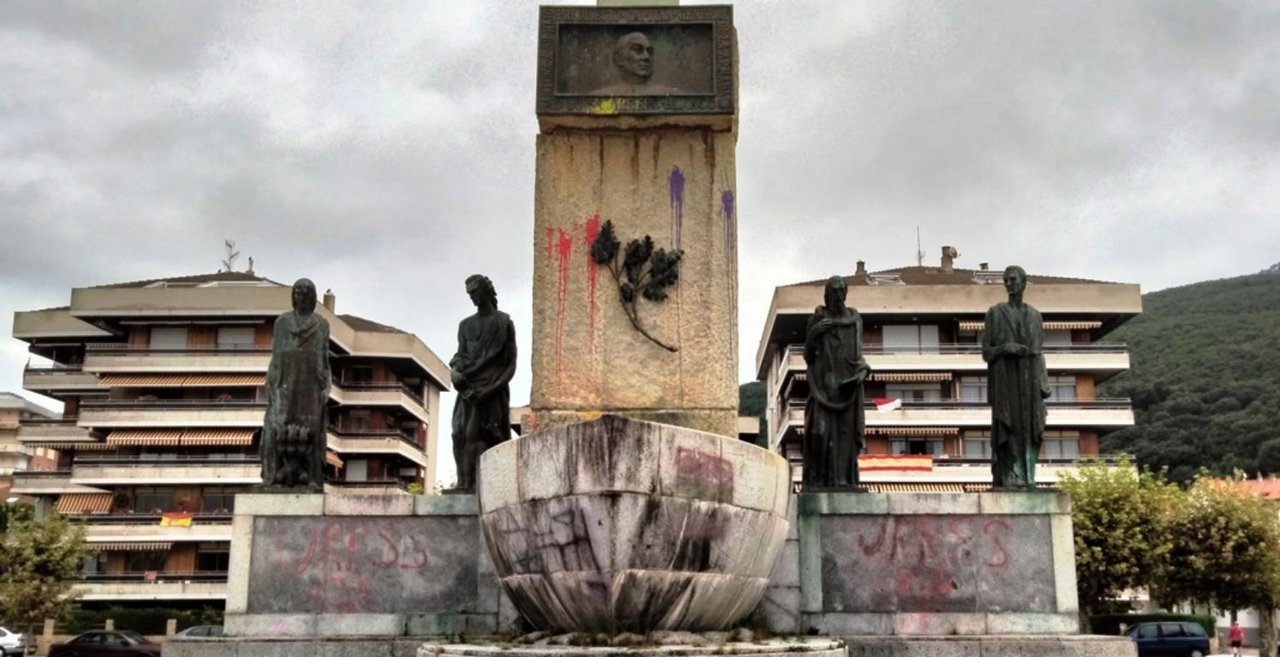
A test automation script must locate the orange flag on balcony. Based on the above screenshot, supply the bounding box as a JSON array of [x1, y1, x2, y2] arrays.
[[160, 512, 193, 527]]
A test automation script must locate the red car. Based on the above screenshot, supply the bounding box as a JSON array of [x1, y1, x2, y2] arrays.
[[49, 631, 160, 657]]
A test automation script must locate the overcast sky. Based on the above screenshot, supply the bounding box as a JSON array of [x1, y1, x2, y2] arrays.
[[2, 1, 1277, 485]]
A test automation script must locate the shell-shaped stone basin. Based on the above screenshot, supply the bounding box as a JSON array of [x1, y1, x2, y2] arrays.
[[477, 415, 791, 633]]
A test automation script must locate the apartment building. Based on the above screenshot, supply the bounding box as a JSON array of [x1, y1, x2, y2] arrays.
[[0, 392, 59, 476], [8, 271, 450, 606], [756, 250, 1142, 490]]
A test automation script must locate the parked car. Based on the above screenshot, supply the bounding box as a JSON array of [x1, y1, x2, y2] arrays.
[[1126, 621, 1211, 657], [172, 625, 223, 639], [48, 630, 160, 657], [0, 627, 28, 656]]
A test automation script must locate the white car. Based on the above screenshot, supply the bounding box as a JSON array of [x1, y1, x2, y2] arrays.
[[0, 627, 27, 657]]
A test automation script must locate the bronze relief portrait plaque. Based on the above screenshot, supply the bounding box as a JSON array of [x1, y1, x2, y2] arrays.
[[536, 5, 734, 115]]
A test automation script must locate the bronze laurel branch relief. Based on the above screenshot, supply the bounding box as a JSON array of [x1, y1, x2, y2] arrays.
[[589, 219, 683, 352]]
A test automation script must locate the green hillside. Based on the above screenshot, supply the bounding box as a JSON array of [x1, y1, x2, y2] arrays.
[[1101, 267, 1280, 482]]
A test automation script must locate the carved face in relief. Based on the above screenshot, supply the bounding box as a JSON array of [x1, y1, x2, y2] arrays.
[[292, 278, 318, 315], [1003, 266, 1028, 296], [613, 32, 654, 83]]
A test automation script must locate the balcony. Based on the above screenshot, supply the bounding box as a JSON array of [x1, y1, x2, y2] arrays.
[[776, 398, 1134, 439], [72, 461, 261, 485], [72, 573, 227, 601], [82, 520, 233, 543], [10, 470, 109, 495], [83, 343, 270, 373], [326, 428, 428, 467], [17, 419, 102, 448], [775, 343, 1130, 393], [330, 381, 430, 423], [23, 364, 105, 392], [78, 399, 267, 428]]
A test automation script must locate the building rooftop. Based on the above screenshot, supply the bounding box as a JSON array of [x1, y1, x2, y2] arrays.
[[93, 271, 283, 289], [339, 314, 407, 335], [0, 392, 58, 416], [784, 266, 1121, 288]]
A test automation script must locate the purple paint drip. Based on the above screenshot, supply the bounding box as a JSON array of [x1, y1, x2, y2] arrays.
[[722, 189, 737, 268], [669, 166, 685, 249], [720, 189, 735, 221]]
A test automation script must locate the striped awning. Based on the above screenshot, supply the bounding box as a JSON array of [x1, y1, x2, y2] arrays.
[[959, 320, 1103, 332], [91, 542, 173, 552], [181, 429, 254, 446], [867, 427, 959, 437], [25, 441, 113, 450], [107, 430, 182, 446], [870, 372, 952, 383], [864, 483, 967, 493], [859, 455, 933, 472], [99, 374, 264, 387], [326, 451, 344, 468], [56, 493, 113, 514]]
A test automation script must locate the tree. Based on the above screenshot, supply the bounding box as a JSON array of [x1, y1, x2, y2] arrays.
[[1156, 478, 1280, 615], [0, 504, 88, 625], [1059, 459, 1183, 627]]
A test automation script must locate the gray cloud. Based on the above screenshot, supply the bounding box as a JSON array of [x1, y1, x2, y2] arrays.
[[2, 0, 1277, 485]]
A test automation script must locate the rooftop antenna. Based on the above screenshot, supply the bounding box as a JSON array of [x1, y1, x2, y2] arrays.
[[915, 226, 924, 266], [221, 239, 241, 272]]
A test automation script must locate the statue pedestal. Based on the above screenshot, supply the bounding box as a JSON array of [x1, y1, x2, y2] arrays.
[[478, 415, 790, 632]]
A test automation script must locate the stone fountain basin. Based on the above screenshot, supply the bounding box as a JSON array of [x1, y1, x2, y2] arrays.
[[477, 415, 791, 633]]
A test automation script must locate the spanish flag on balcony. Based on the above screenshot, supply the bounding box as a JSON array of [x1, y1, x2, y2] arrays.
[[159, 512, 193, 527], [858, 454, 933, 472]]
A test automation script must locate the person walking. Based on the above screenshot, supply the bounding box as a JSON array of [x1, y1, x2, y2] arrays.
[[1229, 619, 1245, 657]]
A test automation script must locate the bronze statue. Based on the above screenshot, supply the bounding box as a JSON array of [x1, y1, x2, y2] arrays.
[[591, 31, 681, 96], [802, 276, 871, 489], [450, 275, 517, 492], [981, 265, 1051, 489], [260, 278, 330, 491]]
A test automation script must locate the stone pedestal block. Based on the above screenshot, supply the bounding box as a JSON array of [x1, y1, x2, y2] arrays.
[[528, 126, 739, 438], [478, 415, 790, 632], [223, 493, 508, 638]]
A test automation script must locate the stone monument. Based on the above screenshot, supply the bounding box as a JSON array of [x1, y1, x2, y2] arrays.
[[259, 278, 330, 491], [980, 265, 1050, 489], [450, 274, 518, 493], [526, 5, 739, 437], [802, 276, 870, 490]]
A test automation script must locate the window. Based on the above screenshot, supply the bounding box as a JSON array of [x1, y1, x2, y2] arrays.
[[1159, 623, 1186, 638], [196, 544, 230, 572], [1135, 625, 1158, 639], [148, 327, 188, 350], [1047, 375, 1077, 401], [964, 431, 991, 459], [216, 327, 255, 349], [882, 325, 940, 353], [82, 552, 108, 575], [201, 487, 241, 513], [960, 376, 987, 403], [885, 384, 942, 403], [346, 459, 368, 482], [349, 366, 374, 384], [133, 487, 173, 513], [124, 550, 167, 572], [1041, 431, 1080, 459], [889, 439, 944, 456], [1044, 329, 1072, 346]]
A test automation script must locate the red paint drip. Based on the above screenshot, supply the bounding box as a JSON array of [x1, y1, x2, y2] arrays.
[[584, 214, 601, 345], [554, 228, 573, 379]]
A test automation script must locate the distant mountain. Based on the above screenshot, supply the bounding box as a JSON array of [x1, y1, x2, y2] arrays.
[[1101, 268, 1280, 482]]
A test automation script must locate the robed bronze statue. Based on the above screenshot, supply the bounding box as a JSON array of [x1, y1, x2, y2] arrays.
[[802, 276, 871, 489], [260, 278, 330, 491], [450, 275, 517, 492], [981, 265, 1051, 489]]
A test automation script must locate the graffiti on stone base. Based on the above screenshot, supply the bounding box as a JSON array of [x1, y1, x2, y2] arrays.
[[674, 446, 734, 498]]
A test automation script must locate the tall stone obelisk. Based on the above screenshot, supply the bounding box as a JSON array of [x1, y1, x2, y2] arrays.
[[527, 5, 739, 437]]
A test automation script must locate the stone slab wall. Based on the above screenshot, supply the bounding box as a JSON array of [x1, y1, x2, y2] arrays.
[[763, 491, 1080, 636], [225, 494, 519, 637]]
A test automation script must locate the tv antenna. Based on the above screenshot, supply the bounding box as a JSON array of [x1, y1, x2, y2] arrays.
[[221, 240, 241, 272]]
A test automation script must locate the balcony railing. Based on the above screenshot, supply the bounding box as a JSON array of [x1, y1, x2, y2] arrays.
[[328, 426, 421, 448], [777, 342, 1129, 382], [78, 570, 229, 583], [85, 343, 270, 355], [80, 399, 266, 409], [74, 454, 259, 465], [784, 397, 1133, 412], [334, 381, 425, 406], [66, 512, 235, 524]]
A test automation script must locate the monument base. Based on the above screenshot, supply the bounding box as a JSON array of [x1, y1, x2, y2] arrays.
[[419, 639, 843, 657]]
